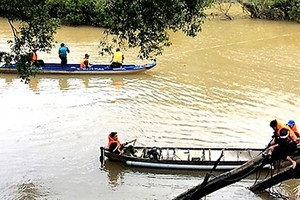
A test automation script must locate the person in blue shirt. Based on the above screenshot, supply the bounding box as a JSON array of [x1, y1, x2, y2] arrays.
[[58, 43, 70, 65]]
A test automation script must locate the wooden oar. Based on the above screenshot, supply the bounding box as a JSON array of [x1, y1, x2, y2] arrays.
[[123, 139, 137, 146]]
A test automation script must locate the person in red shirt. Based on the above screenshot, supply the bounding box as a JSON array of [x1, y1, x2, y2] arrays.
[[108, 132, 136, 156]]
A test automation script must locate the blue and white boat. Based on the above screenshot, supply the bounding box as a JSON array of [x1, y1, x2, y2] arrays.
[[0, 61, 157, 75]]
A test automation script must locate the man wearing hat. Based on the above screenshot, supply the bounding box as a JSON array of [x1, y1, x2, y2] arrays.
[[287, 120, 300, 138]]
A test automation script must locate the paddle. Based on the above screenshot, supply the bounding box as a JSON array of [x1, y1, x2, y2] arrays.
[[122, 139, 137, 147]]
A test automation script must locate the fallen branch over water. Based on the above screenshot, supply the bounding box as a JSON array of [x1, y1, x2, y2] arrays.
[[174, 148, 300, 200], [250, 159, 300, 192], [174, 153, 269, 200]]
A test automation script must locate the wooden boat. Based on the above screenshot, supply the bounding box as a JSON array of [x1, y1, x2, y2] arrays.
[[0, 61, 157, 75], [100, 146, 266, 170]]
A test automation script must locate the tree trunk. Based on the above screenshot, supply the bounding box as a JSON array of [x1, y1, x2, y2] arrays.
[[174, 149, 300, 200], [250, 160, 300, 192], [173, 154, 269, 200]]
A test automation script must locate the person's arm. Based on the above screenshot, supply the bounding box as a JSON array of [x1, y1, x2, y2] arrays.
[[268, 143, 278, 154], [67, 47, 70, 53], [109, 143, 121, 154]]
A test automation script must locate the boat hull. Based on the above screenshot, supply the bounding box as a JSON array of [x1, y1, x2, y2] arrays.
[[101, 146, 266, 171], [0, 62, 156, 75]]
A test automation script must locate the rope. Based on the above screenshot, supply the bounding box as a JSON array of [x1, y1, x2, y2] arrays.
[[267, 186, 289, 199]]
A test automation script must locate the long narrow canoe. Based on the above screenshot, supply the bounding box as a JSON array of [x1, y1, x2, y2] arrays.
[[100, 146, 266, 170], [0, 61, 157, 75]]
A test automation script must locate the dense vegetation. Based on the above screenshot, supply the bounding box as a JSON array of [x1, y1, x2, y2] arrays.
[[239, 0, 300, 22], [0, 0, 212, 81], [0, 0, 60, 82], [46, 0, 106, 27]]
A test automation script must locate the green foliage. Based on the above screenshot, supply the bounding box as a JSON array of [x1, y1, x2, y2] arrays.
[[0, 0, 60, 82], [241, 0, 300, 22], [288, 0, 300, 22], [100, 0, 211, 59], [46, 0, 106, 26], [0, 0, 212, 81]]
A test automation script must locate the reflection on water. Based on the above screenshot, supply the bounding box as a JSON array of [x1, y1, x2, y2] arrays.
[[29, 78, 39, 92], [104, 161, 125, 188], [0, 179, 49, 200], [0, 74, 126, 91], [103, 158, 290, 200], [111, 76, 124, 92], [58, 78, 69, 90]]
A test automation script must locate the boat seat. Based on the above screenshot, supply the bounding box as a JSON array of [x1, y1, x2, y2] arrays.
[[191, 157, 201, 162]]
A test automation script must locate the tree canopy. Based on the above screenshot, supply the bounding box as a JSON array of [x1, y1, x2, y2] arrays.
[[0, 0, 60, 82], [99, 0, 211, 59], [0, 0, 212, 81], [239, 0, 300, 21]]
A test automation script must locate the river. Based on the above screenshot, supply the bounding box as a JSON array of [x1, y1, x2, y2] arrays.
[[1, 6, 300, 200]]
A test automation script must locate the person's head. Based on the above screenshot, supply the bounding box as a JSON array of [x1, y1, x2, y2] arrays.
[[60, 43, 65, 47], [116, 48, 120, 52], [270, 119, 277, 130], [287, 120, 295, 128], [85, 53, 89, 58], [279, 128, 289, 139], [32, 49, 37, 52], [109, 132, 118, 140]]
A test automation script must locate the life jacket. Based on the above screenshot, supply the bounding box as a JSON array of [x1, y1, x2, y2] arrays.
[[274, 119, 288, 136], [290, 124, 300, 138], [108, 135, 121, 152], [112, 51, 123, 63], [277, 128, 298, 146], [80, 58, 89, 68], [32, 52, 38, 61], [275, 119, 298, 142]]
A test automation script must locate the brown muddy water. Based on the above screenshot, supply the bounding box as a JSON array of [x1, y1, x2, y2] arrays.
[[1, 6, 300, 200]]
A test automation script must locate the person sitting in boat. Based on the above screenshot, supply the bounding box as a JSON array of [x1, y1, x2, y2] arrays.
[[267, 128, 297, 169], [110, 48, 124, 68], [58, 43, 70, 65], [28, 49, 44, 67], [287, 120, 300, 138], [80, 53, 91, 69], [30, 49, 38, 65], [108, 132, 136, 156]]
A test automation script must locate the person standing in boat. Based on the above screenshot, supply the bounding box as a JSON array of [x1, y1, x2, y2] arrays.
[[80, 53, 91, 68], [58, 43, 70, 65], [108, 132, 135, 156], [110, 48, 124, 68]]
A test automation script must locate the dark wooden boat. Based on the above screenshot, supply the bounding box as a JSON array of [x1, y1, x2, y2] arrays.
[[100, 146, 266, 170], [0, 61, 157, 75]]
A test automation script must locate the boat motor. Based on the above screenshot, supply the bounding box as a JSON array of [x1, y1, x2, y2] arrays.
[[147, 147, 160, 160]]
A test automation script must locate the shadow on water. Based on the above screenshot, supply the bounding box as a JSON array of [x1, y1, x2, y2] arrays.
[[102, 158, 276, 183], [0, 72, 156, 91], [102, 159, 299, 199]]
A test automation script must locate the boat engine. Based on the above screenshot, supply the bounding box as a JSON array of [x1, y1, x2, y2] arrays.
[[147, 147, 160, 160]]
